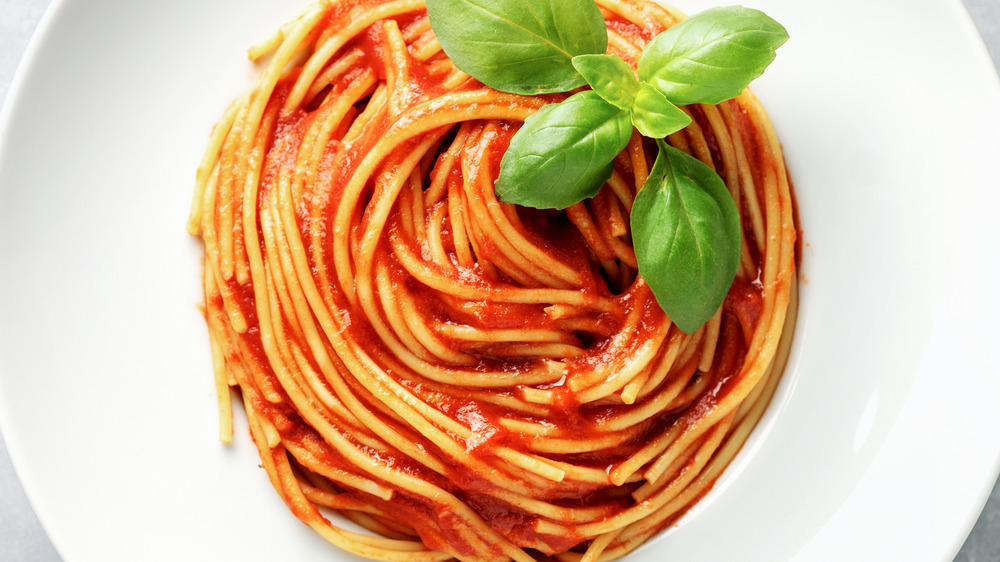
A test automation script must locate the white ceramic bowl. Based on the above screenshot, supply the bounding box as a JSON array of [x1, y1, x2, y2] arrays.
[[1, 0, 998, 560]]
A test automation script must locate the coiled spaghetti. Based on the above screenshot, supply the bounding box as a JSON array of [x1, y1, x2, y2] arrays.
[[187, 0, 798, 559]]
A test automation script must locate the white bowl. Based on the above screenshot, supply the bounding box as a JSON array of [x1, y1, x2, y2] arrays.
[[1, 0, 998, 560]]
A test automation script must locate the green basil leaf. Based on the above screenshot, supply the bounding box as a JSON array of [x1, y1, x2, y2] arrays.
[[496, 90, 632, 209], [637, 6, 788, 105], [632, 140, 741, 334], [571, 54, 640, 110], [630, 82, 691, 138], [426, 0, 608, 94]]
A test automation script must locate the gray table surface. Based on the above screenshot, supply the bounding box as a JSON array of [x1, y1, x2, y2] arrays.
[[1, 0, 999, 560]]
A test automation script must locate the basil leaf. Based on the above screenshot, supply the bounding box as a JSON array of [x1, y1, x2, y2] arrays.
[[496, 91, 632, 209], [630, 83, 691, 138], [571, 54, 640, 110], [637, 6, 788, 105], [426, 0, 608, 94], [632, 140, 741, 334]]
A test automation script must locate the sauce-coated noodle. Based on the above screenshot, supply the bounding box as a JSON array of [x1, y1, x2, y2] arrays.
[[187, 0, 798, 559]]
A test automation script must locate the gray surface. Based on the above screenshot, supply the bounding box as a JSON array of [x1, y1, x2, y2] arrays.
[[0, 0, 998, 560]]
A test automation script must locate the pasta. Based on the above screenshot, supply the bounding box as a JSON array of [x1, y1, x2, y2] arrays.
[[186, 0, 799, 559]]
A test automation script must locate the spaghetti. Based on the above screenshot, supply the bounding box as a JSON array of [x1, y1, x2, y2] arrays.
[[187, 0, 799, 559]]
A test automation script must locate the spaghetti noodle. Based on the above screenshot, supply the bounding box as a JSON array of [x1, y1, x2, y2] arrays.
[[187, 0, 798, 559]]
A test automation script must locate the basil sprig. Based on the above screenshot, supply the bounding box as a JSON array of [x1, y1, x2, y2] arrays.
[[426, 0, 788, 333]]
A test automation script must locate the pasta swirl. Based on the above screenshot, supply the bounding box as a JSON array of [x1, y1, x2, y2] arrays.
[[187, 0, 799, 559]]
